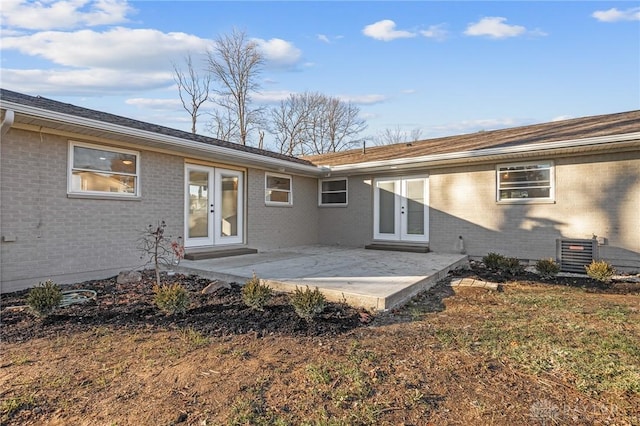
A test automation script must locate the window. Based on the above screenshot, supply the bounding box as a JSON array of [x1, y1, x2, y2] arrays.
[[497, 161, 554, 202], [319, 178, 347, 206], [265, 172, 292, 205], [69, 142, 139, 196]]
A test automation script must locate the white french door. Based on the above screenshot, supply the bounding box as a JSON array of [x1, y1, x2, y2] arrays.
[[373, 176, 429, 242], [184, 165, 243, 247]]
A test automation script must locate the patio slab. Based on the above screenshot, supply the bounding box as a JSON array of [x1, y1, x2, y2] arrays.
[[177, 245, 468, 311]]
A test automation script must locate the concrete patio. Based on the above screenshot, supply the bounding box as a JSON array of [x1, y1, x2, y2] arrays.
[[177, 245, 468, 311]]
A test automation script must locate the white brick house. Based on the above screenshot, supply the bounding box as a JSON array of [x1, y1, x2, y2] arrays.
[[1, 88, 639, 292]]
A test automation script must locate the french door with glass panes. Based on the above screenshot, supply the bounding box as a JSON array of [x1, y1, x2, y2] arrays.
[[184, 165, 243, 247], [373, 176, 429, 242]]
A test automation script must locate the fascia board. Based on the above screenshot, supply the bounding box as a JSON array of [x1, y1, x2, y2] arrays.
[[325, 132, 640, 174], [1, 102, 324, 176]]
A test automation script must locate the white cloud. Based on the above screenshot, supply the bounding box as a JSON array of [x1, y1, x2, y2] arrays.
[[253, 38, 302, 68], [125, 97, 183, 110], [337, 94, 387, 105], [464, 17, 527, 39], [592, 7, 640, 22], [0, 0, 134, 30], [401, 89, 416, 95], [420, 24, 448, 41], [362, 20, 415, 41], [316, 34, 344, 44], [0, 67, 172, 95], [426, 117, 527, 137], [1, 27, 211, 71], [551, 115, 573, 122], [252, 90, 295, 103]]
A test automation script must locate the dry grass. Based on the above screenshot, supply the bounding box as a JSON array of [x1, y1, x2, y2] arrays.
[[2, 280, 639, 425]]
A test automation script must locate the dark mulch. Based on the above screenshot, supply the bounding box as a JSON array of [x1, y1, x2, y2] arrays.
[[0, 271, 365, 344], [3, 263, 638, 345], [452, 260, 640, 294]]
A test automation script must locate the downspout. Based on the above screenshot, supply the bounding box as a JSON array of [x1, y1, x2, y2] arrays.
[[1, 110, 15, 286], [1, 109, 15, 136]]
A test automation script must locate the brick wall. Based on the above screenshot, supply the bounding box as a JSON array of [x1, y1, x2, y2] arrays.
[[1, 128, 183, 292], [317, 176, 373, 247], [429, 152, 640, 269], [246, 168, 319, 250]]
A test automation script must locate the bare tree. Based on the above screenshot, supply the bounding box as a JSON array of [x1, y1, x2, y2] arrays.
[[207, 28, 264, 145], [205, 107, 240, 142], [321, 99, 367, 153], [173, 53, 211, 134], [409, 127, 423, 142], [269, 92, 319, 156], [269, 91, 367, 155], [373, 126, 423, 146]]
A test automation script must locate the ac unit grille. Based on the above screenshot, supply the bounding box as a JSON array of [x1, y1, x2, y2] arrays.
[[556, 238, 598, 273]]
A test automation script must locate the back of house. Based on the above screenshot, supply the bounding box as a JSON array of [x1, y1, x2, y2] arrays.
[[2, 88, 639, 292]]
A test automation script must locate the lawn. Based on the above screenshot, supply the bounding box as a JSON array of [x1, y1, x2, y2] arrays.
[[1, 265, 639, 425]]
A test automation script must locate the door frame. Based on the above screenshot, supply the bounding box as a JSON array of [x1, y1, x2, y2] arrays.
[[184, 164, 244, 248], [373, 175, 429, 242]]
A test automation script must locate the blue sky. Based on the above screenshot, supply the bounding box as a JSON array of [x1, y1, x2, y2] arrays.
[[1, 1, 639, 149]]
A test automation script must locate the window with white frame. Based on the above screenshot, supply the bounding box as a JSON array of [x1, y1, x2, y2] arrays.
[[319, 178, 347, 206], [497, 161, 554, 202], [69, 142, 140, 196], [265, 172, 292, 205]]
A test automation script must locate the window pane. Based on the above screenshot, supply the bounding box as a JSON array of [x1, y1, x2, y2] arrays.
[[73, 146, 136, 174], [498, 163, 552, 201], [322, 192, 347, 204], [267, 190, 290, 203], [378, 182, 395, 234], [220, 176, 238, 237], [322, 179, 347, 192], [406, 180, 424, 235], [266, 175, 290, 190], [71, 171, 136, 194]]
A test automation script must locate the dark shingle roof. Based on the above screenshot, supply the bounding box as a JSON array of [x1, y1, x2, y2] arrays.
[[304, 110, 640, 167], [0, 88, 313, 166]]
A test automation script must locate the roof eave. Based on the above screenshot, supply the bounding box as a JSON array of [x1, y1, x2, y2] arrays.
[[1, 102, 324, 176], [322, 132, 640, 175]]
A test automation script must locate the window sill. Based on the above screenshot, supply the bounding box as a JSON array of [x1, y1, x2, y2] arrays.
[[497, 199, 556, 205], [318, 204, 348, 208], [67, 193, 141, 201], [265, 202, 293, 208]]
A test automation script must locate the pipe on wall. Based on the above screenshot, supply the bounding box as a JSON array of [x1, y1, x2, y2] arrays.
[[1, 109, 15, 137]]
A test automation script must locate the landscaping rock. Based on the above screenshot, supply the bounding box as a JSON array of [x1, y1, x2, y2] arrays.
[[116, 270, 142, 284], [201, 280, 231, 294]]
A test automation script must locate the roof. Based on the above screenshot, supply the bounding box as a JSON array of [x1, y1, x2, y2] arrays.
[[0, 88, 313, 167], [304, 110, 640, 167]]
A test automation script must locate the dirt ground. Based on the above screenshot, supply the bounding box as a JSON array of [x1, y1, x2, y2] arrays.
[[1, 263, 639, 425]]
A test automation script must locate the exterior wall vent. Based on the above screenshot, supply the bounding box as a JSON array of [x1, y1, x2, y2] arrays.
[[556, 238, 598, 273]]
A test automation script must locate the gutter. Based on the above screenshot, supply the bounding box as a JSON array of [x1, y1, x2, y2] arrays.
[[1, 109, 15, 136], [0, 101, 324, 176], [325, 132, 640, 173]]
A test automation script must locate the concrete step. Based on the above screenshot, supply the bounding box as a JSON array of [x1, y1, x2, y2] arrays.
[[364, 243, 430, 253], [184, 247, 258, 261]]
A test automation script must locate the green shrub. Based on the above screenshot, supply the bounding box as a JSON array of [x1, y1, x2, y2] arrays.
[[536, 258, 560, 279], [290, 286, 326, 321], [585, 260, 615, 283], [26, 280, 62, 318], [501, 256, 524, 276], [153, 283, 189, 315], [241, 274, 272, 311], [482, 252, 505, 271], [482, 253, 523, 276]]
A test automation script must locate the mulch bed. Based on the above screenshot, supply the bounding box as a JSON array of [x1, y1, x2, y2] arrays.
[[2, 263, 638, 344], [0, 271, 365, 344], [452, 260, 640, 294]]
